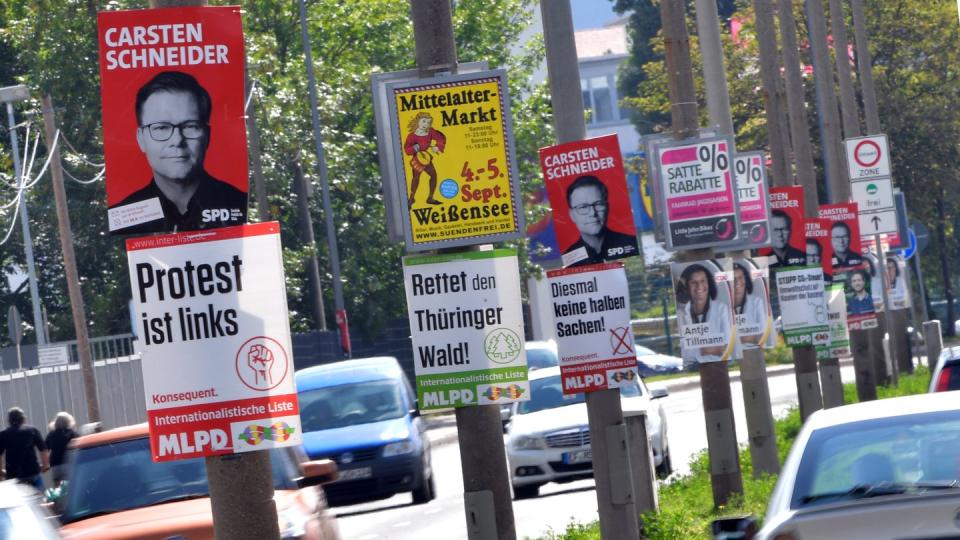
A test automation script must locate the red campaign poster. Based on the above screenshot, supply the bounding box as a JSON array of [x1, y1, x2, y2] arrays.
[[804, 218, 834, 277], [98, 6, 248, 235], [539, 134, 638, 268], [761, 186, 806, 268], [818, 203, 863, 270]]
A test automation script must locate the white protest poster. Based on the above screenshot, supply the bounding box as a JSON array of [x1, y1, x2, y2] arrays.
[[732, 258, 775, 360], [126, 222, 301, 462], [671, 259, 736, 366], [546, 263, 637, 394], [402, 249, 528, 411], [775, 266, 829, 348], [823, 284, 850, 359]]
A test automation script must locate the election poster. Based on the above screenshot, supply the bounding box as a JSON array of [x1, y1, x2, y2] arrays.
[[864, 252, 885, 313], [671, 259, 736, 366], [546, 263, 638, 394], [886, 254, 910, 310], [126, 222, 300, 462], [816, 284, 850, 360], [540, 134, 639, 268], [732, 152, 772, 248], [804, 218, 834, 278], [818, 203, 864, 269], [732, 259, 775, 360], [655, 136, 740, 250], [833, 263, 878, 330], [402, 249, 529, 410], [387, 70, 524, 251], [775, 266, 829, 348], [98, 7, 249, 235], [762, 186, 807, 269]]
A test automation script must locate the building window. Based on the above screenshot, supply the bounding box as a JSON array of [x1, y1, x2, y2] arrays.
[[581, 75, 619, 125]]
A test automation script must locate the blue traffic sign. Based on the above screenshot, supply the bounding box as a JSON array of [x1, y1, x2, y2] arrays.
[[902, 229, 918, 260]]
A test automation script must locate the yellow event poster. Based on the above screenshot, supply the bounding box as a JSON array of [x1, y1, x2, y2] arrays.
[[388, 70, 523, 251]]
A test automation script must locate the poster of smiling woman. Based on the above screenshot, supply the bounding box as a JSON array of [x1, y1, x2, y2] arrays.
[[671, 259, 736, 367]]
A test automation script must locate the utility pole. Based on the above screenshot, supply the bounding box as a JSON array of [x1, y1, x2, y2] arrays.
[[299, 0, 350, 354], [143, 1, 281, 538], [541, 1, 639, 535], [695, 0, 778, 477], [40, 96, 99, 423], [755, 0, 823, 420], [245, 72, 272, 223], [2, 85, 46, 348], [662, 0, 743, 505], [292, 156, 329, 331], [407, 2, 517, 538], [777, 0, 816, 197]]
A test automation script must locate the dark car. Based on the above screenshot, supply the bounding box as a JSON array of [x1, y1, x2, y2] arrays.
[[635, 344, 684, 377], [929, 346, 960, 392]]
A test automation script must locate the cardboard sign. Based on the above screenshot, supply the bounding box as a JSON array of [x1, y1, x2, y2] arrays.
[[732, 152, 771, 247], [775, 266, 829, 348], [99, 7, 249, 235], [763, 187, 807, 269], [817, 284, 850, 360], [732, 259, 775, 360], [386, 70, 523, 251], [126, 222, 300, 462], [655, 136, 740, 250], [402, 250, 528, 410], [540, 134, 638, 268], [546, 263, 637, 394], [818, 203, 864, 269], [804, 218, 834, 278], [671, 260, 736, 365]]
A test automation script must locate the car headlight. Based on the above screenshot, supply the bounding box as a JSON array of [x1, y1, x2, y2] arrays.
[[278, 507, 310, 539], [511, 435, 545, 450], [383, 440, 416, 457]]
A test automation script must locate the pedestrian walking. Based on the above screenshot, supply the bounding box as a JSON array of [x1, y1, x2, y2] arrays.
[[45, 412, 78, 487], [0, 407, 49, 491]]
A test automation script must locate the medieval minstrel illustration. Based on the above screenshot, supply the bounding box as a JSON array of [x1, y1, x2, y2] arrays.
[[404, 112, 446, 207]]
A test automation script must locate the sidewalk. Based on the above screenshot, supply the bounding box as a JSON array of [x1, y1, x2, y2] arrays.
[[424, 357, 855, 447]]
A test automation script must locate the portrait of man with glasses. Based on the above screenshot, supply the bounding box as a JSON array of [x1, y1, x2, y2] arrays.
[[561, 174, 637, 267], [109, 71, 247, 234]]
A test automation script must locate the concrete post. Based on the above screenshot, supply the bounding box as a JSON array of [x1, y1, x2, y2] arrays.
[[924, 320, 943, 371], [624, 411, 659, 516]]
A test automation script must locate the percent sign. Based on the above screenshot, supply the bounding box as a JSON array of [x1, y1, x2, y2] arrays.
[[698, 142, 729, 173], [734, 155, 763, 185]]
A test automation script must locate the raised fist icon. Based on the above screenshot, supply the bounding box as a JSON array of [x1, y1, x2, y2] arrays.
[[248, 344, 275, 386]]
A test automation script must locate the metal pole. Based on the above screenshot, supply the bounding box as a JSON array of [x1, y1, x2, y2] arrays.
[[662, 0, 743, 506], [696, 0, 778, 477], [850, 0, 881, 134], [777, 0, 817, 196], [914, 252, 930, 323], [4, 98, 46, 345], [804, 0, 846, 200], [751, 0, 791, 186], [298, 0, 349, 354], [291, 156, 329, 331], [244, 71, 272, 223], [828, 0, 861, 138], [542, 0, 640, 534]]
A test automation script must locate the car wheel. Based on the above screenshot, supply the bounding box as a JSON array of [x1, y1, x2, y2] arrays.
[[412, 468, 436, 504], [656, 446, 672, 479], [512, 483, 539, 500]]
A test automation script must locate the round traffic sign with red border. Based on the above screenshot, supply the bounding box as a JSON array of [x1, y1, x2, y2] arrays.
[[853, 140, 882, 168]]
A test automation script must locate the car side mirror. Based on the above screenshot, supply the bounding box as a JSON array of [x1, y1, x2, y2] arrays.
[[710, 515, 758, 539], [296, 459, 338, 488], [650, 387, 669, 400]]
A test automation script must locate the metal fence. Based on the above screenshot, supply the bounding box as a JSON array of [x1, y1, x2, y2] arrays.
[[0, 355, 146, 432]]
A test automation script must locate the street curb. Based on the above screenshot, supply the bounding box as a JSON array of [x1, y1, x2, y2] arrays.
[[653, 357, 855, 393]]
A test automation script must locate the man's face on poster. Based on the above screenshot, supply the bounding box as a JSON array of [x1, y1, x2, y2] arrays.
[[568, 185, 608, 237], [806, 241, 822, 264], [771, 214, 790, 250], [887, 260, 897, 281], [688, 269, 710, 310], [831, 224, 850, 256], [136, 90, 209, 184], [851, 272, 865, 293]]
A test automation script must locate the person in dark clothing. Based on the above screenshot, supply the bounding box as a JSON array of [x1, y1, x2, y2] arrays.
[[45, 411, 77, 487], [0, 407, 49, 490]]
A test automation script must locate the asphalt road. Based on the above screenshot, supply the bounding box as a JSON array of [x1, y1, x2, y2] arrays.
[[334, 365, 856, 539]]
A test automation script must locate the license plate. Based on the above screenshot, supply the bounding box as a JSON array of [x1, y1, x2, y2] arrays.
[[336, 467, 373, 481], [562, 449, 592, 464]]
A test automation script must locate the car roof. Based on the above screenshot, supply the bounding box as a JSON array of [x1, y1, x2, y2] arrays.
[[73, 423, 149, 449], [804, 391, 960, 431], [525, 340, 557, 351], [296, 356, 404, 389], [0, 479, 42, 508], [940, 346, 960, 363], [528, 365, 561, 381]]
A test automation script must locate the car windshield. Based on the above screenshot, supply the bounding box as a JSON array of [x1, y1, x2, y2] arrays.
[[517, 374, 641, 415], [299, 380, 406, 431], [526, 347, 558, 370], [60, 437, 299, 524], [791, 410, 960, 509]]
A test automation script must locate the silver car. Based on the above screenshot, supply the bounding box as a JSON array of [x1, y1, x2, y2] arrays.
[[741, 391, 960, 540], [505, 366, 670, 499]]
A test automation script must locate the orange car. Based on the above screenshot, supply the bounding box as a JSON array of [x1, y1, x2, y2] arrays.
[[58, 423, 340, 540]]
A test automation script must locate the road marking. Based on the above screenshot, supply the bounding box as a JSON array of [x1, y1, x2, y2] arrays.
[[394, 521, 412, 528]]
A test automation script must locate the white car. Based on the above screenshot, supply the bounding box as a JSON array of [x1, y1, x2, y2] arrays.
[[734, 391, 960, 540], [505, 366, 670, 499]]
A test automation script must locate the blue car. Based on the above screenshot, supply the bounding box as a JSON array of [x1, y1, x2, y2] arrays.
[[295, 357, 435, 506]]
